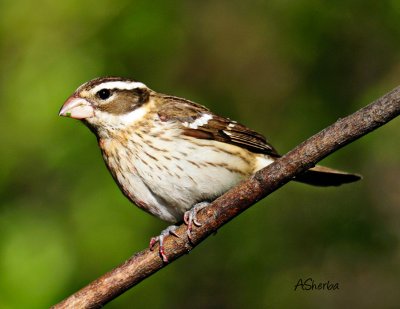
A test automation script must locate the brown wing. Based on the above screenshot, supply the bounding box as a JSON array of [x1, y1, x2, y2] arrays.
[[157, 95, 279, 156]]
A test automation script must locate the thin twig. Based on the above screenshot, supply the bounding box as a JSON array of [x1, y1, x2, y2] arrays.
[[52, 86, 400, 308]]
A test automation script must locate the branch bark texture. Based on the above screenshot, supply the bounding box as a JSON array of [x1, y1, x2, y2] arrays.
[[52, 86, 400, 308]]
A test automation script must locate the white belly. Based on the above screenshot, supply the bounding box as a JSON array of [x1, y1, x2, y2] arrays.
[[100, 124, 270, 222]]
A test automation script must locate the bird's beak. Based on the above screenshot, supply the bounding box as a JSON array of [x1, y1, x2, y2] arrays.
[[59, 95, 94, 119]]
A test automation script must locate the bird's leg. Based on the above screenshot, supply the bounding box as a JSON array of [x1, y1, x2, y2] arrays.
[[149, 225, 179, 263], [150, 202, 210, 262], [183, 202, 210, 241]]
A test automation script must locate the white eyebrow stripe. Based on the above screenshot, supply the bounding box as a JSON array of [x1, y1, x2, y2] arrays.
[[91, 81, 148, 93]]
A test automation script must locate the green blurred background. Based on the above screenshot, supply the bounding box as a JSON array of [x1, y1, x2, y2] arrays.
[[1, 1, 399, 308]]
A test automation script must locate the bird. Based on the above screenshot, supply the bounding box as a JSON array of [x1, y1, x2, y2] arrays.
[[59, 76, 361, 262]]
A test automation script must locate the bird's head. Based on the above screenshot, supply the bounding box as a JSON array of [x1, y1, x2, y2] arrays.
[[59, 77, 152, 133]]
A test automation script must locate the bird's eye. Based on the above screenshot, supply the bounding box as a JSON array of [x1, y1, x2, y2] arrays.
[[97, 89, 111, 100]]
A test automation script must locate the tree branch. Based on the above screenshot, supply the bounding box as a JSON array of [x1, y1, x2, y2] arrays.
[[52, 86, 400, 309]]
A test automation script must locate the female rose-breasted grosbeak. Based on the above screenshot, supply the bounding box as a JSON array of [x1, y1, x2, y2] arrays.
[[60, 77, 360, 262]]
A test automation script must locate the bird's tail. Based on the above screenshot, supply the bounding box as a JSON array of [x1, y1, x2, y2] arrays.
[[294, 165, 361, 186]]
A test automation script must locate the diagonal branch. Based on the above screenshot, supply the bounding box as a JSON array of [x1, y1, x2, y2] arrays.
[[52, 86, 400, 309]]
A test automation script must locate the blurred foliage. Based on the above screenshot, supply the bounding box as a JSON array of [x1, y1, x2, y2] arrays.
[[0, 0, 399, 308]]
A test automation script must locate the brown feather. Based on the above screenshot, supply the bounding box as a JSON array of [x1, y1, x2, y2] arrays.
[[295, 166, 362, 186], [157, 95, 279, 156]]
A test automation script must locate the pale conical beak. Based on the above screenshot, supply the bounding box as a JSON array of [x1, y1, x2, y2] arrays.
[[59, 96, 94, 119]]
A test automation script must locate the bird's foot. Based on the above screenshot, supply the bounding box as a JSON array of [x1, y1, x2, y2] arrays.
[[150, 225, 179, 263], [183, 202, 210, 241], [150, 202, 210, 262]]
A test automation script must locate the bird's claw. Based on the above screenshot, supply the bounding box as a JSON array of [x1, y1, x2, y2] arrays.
[[149, 225, 179, 263], [183, 202, 210, 241], [150, 202, 210, 262]]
